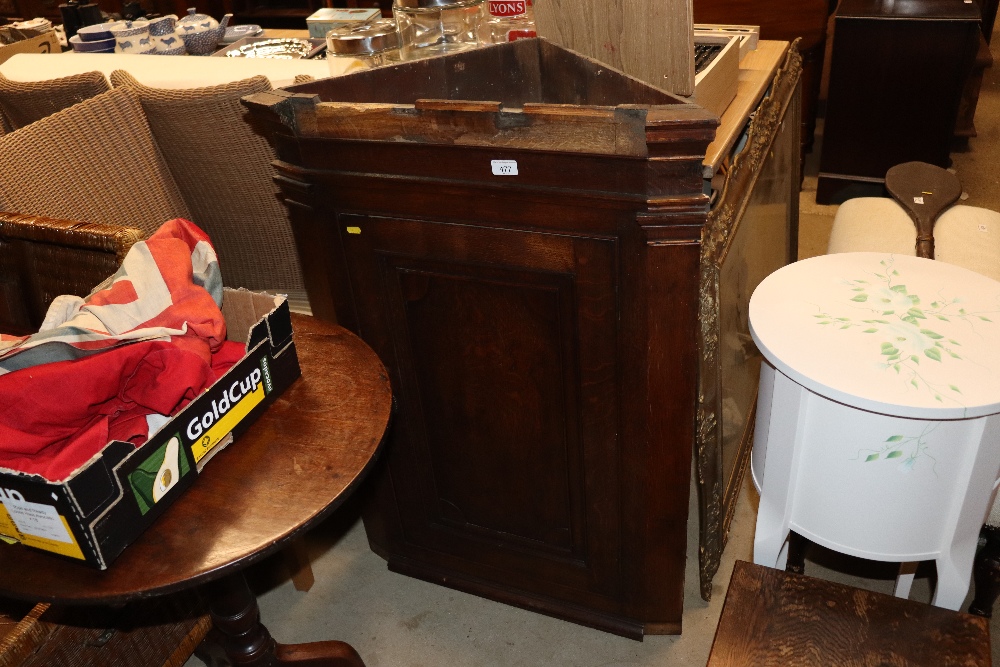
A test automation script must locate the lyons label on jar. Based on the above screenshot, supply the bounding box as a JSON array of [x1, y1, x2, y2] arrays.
[[489, 0, 526, 16]]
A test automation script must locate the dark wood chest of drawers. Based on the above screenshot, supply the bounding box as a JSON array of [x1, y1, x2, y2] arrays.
[[817, 0, 980, 203]]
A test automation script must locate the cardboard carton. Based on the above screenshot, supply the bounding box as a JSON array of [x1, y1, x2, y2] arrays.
[[0, 289, 300, 569], [0, 31, 60, 67]]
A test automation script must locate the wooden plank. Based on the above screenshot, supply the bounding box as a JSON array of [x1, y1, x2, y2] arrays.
[[311, 102, 653, 156], [703, 40, 788, 176], [534, 0, 695, 96], [692, 35, 740, 118]]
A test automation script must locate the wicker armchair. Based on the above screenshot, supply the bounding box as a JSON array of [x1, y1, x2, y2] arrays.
[[0, 70, 111, 135], [0, 83, 309, 317], [0, 212, 143, 335], [0, 87, 190, 235], [109, 71, 305, 300]]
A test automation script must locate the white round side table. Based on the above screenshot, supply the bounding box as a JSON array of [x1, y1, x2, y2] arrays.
[[749, 252, 1000, 609]]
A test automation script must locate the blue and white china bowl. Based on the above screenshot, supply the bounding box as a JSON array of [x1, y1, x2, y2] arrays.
[[111, 19, 155, 54], [153, 32, 187, 54], [76, 21, 118, 41], [155, 44, 187, 56], [69, 34, 116, 52]]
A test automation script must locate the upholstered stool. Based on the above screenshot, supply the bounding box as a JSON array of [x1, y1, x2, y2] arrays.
[[829, 199, 1000, 283], [749, 252, 1000, 609]]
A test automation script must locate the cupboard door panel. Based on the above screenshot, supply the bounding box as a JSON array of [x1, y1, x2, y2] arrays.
[[342, 214, 621, 597]]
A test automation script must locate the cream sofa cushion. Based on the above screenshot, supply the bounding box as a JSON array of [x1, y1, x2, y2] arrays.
[[827, 197, 916, 256], [935, 205, 1000, 283]]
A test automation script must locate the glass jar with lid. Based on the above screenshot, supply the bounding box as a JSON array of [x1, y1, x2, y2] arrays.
[[393, 0, 485, 61], [327, 18, 402, 73]]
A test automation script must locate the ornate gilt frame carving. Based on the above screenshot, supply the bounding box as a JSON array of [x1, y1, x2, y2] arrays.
[[696, 41, 803, 600]]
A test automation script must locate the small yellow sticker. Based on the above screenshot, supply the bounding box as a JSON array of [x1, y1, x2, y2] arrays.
[[347, 226, 361, 234]]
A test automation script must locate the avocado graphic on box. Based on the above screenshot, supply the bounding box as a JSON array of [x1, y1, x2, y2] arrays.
[[129, 435, 190, 515]]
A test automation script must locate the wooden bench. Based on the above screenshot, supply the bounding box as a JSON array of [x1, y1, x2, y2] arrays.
[[708, 561, 991, 666]]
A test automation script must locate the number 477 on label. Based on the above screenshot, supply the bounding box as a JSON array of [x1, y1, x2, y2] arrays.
[[491, 160, 518, 176]]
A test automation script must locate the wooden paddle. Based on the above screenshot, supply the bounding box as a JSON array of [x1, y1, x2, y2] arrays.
[[885, 161, 963, 259]]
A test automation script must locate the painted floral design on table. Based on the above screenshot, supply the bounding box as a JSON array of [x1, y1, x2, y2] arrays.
[[854, 423, 939, 475], [813, 256, 997, 406]]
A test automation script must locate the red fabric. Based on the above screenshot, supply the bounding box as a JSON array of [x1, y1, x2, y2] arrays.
[[0, 219, 246, 481], [0, 339, 246, 481]]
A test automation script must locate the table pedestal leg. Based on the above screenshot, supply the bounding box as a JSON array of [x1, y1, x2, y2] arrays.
[[200, 572, 366, 667]]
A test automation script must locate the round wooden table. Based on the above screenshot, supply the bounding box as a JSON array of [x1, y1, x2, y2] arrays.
[[749, 252, 1000, 609], [0, 314, 392, 666]]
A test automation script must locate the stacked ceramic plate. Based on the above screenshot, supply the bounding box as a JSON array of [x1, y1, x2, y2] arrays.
[[8, 18, 53, 33]]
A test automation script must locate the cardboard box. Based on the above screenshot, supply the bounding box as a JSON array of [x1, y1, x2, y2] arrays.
[[0, 289, 301, 569], [306, 7, 381, 38], [694, 24, 760, 60], [0, 31, 60, 67], [692, 34, 741, 118]]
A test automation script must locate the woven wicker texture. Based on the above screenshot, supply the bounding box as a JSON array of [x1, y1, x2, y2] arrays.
[[110, 70, 305, 293], [0, 603, 52, 667], [0, 70, 111, 131], [10, 594, 208, 667], [0, 212, 144, 334], [0, 88, 191, 238]]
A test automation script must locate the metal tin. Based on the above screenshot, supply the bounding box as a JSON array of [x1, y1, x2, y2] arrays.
[[326, 18, 400, 57], [395, 0, 480, 7]]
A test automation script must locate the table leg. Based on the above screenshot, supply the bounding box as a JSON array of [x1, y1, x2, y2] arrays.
[[969, 525, 1000, 617], [784, 532, 808, 575], [894, 561, 918, 599], [754, 369, 808, 570], [200, 572, 366, 667]]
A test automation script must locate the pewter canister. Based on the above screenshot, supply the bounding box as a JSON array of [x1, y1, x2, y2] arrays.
[[327, 18, 401, 71]]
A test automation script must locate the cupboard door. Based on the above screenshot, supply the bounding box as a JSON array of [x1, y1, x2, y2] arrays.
[[342, 214, 621, 600]]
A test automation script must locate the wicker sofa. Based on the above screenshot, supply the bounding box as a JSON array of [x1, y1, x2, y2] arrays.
[[0, 76, 307, 334]]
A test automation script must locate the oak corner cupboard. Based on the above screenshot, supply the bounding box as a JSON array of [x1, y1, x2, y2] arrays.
[[244, 37, 801, 637]]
